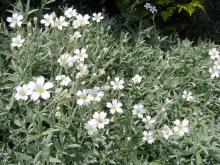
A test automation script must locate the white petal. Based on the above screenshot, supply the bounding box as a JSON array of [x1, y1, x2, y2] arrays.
[[55, 75, 63, 80], [117, 108, 123, 113], [44, 82, 54, 89], [97, 123, 104, 129], [179, 130, 185, 136], [27, 81, 36, 89], [36, 76, 45, 85], [41, 91, 50, 99], [16, 86, 22, 92], [93, 112, 99, 119], [77, 99, 84, 105], [174, 119, 180, 126], [76, 90, 82, 96], [6, 17, 12, 22], [31, 92, 40, 101], [110, 109, 115, 114], [104, 118, 110, 124], [100, 111, 107, 118], [182, 119, 189, 126], [183, 127, 189, 133], [106, 102, 112, 108]]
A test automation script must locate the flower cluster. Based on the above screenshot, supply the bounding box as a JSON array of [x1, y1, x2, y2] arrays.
[[132, 103, 146, 118], [57, 48, 89, 78], [76, 87, 104, 106], [209, 48, 220, 78], [9, 6, 193, 155], [131, 103, 190, 144], [144, 2, 158, 14], [142, 118, 189, 144], [84, 111, 109, 135], [2, 7, 103, 33], [15, 76, 54, 101], [39, 7, 104, 30], [55, 75, 72, 86], [40, 12, 56, 27], [84, 75, 143, 135]]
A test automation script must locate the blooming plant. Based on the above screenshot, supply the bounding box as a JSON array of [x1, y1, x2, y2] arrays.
[[10, 35, 25, 48], [0, 2, 220, 165]]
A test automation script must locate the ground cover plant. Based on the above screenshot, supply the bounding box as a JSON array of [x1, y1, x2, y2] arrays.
[[0, 1, 220, 164]]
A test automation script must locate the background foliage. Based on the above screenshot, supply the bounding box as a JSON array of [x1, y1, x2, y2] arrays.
[[0, 0, 220, 42]]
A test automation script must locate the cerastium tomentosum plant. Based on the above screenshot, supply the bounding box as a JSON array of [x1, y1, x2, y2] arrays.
[[0, 2, 220, 164]]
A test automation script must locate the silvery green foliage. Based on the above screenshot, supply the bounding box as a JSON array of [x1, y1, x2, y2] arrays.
[[0, 2, 220, 165]]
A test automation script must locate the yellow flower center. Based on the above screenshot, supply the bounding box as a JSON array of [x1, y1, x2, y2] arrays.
[[36, 86, 45, 93], [82, 95, 87, 100], [112, 105, 117, 110], [98, 118, 104, 124], [19, 90, 27, 96], [178, 125, 184, 131]]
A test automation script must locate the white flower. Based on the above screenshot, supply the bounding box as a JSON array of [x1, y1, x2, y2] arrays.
[[149, 6, 157, 14], [76, 89, 93, 105], [92, 12, 104, 23], [70, 31, 82, 40], [29, 76, 54, 101], [132, 104, 146, 118], [15, 84, 32, 101], [101, 85, 111, 91], [7, 13, 23, 28], [11, 35, 25, 48], [173, 119, 189, 136], [84, 119, 98, 135], [54, 16, 69, 30], [74, 31, 82, 38], [72, 14, 90, 28], [144, 3, 157, 14], [106, 99, 123, 114], [58, 53, 75, 67], [99, 69, 105, 75], [144, 3, 152, 9], [55, 111, 62, 118], [55, 75, 72, 86], [162, 125, 173, 140], [165, 97, 172, 104], [132, 74, 142, 84], [86, 87, 104, 102], [154, 85, 160, 90], [76, 63, 89, 76], [92, 72, 97, 77], [214, 59, 220, 70], [143, 131, 155, 144], [209, 48, 220, 60], [110, 77, 124, 90], [40, 13, 56, 27], [209, 66, 220, 79], [64, 7, 77, 18], [142, 115, 156, 126], [93, 111, 109, 129], [182, 90, 193, 102], [74, 48, 88, 62]]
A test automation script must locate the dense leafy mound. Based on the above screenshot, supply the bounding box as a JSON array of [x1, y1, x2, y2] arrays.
[[0, 4, 220, 164]]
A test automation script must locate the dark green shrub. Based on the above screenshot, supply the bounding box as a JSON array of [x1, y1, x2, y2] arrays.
[[154, 0, 206, 21], [100, 0, 206, 21]]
